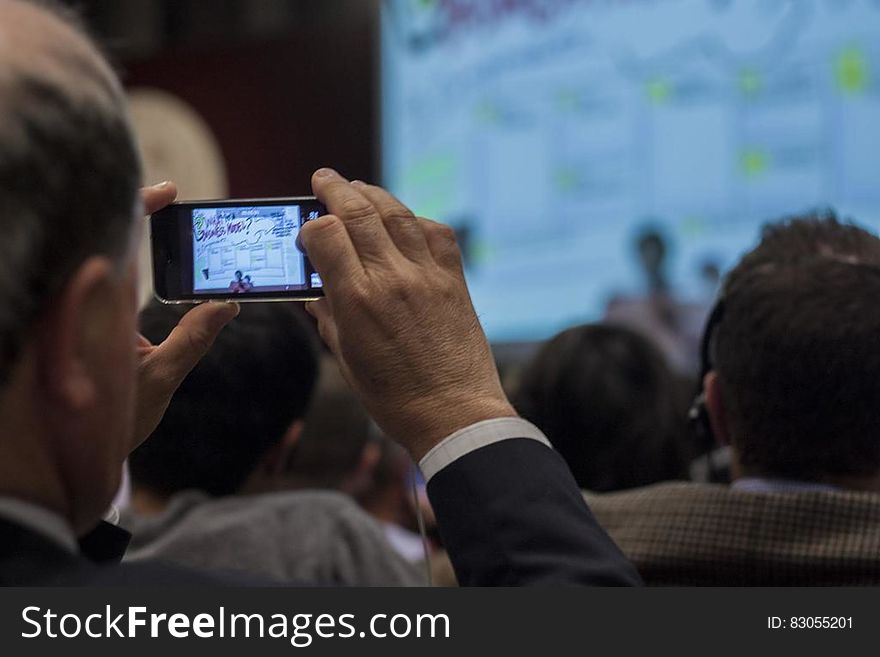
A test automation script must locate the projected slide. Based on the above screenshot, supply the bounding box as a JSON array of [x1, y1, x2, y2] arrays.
[[382, 0, 880, 342], [192, 206, 306, 293]]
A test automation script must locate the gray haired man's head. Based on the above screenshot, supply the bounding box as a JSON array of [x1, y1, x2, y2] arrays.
[[0, 0, 141, 384]]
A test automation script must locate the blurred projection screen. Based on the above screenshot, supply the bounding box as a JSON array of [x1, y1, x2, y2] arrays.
[[382, 0, 880, 341]]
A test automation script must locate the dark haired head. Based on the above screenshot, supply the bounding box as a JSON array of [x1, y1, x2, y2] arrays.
[[637, 229, 667, 257], [635, 227, 670, 292], [282, 363, 376, 492], [726, 210, 880, 290], [129, 302, 320, 497], [512, 324, 690, 491], [709, 212, 880, 483]]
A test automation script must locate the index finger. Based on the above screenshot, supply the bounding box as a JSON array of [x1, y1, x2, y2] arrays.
[[351, 182, 431, 263], [311, 169, 397, 264]]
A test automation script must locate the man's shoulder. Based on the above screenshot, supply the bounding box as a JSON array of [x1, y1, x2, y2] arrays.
[[584, 482, 880, 585], [193, 489, 361, 516], [48, 558, 235, 587], [584, 481, 880, 522], [124, 489, 421, 586], [0, 517, 244, 586], [128, 489, 371, 548], [197, 490, 378, 535], [585, 482, 713, 521]]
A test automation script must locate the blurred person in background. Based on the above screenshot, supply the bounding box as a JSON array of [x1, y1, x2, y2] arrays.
[[282, 367, 453, 584], [266, 356, 381, 497], [358, 436, 431, 563], [587, 215, 880, 586], [358, 436, 464, 587], [125, 303, 421, 586], [512, 324, 692, 492], [605, 227, 708, 375]]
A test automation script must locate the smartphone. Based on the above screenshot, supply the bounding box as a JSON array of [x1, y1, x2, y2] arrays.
[[151, 197, 326, 303]]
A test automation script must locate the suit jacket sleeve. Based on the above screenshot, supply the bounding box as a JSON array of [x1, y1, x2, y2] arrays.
[[427, 438, 642, 586]]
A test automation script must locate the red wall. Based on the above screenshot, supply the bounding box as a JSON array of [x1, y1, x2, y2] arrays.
[[122, 6, 379, 197]]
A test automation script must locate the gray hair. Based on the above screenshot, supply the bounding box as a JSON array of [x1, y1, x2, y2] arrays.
[[0, 0, 142, 384]]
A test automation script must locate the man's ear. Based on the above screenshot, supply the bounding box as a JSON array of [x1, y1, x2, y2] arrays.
[[264, 420, 305, 477], [356, 441, 381, 482], [38, 256, 118, 411], [240, 421, 305, 494], [342, 440, 381, 497], [703, 371, 730, 448]]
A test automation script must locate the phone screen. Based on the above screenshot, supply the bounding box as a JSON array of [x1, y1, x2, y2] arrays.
[[151, 197, 326, 302]]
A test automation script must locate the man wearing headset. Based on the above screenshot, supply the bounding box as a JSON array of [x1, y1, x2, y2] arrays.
[[586, 214, 880, 585]]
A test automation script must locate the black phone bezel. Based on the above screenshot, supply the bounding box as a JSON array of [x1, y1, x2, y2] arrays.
[[150, 197, 326, 303]]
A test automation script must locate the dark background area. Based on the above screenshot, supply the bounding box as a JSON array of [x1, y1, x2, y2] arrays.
[[69, 0, 381, 196]]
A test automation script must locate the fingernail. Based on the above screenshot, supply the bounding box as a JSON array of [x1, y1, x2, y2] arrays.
[[209, 300, 240, 315], [351, 180, 366, 187], [314, 168, 335, 179], [295, 232, 306, 255], [222, 302, 241, 321], [155, 181, 171, 188]]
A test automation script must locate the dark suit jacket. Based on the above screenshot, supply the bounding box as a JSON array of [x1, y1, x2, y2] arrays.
[[428, 438, 642, 586], [585, 482, 880, 586], [0, 518, 230, 586], [1, 437, 641, 586]]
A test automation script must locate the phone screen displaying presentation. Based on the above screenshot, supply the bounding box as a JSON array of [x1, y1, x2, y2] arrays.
[[151, 197, 326, 302]]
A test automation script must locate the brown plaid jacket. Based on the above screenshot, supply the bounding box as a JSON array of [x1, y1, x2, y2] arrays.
[[584, 482, 880, 586]]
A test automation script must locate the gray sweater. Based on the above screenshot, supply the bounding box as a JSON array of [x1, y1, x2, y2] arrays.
[[122, 490, 424, 586]]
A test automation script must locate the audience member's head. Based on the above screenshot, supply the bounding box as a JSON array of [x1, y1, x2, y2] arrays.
[[278, 357, 381, 496], [635, 227, 669, 292], [703, 213, 880, 489], [512, 323, 690, 491], [129, 302, 319, 502], [727, 211, 880, 280], [0, 0, 143, 531], [358, 436, 414, 526]]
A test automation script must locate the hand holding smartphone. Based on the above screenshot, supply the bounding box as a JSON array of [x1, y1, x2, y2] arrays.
[[151, 197, 326, 302]]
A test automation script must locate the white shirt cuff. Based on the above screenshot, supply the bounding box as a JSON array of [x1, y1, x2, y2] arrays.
[[102, 504, 120, 526], [418, 417, 551, 483]]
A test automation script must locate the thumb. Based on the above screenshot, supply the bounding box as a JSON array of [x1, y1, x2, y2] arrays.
[[150, 302, 240, 381], [141, 181, 178, 216]]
